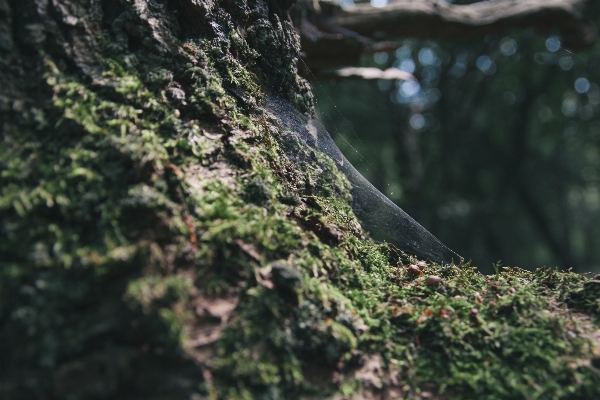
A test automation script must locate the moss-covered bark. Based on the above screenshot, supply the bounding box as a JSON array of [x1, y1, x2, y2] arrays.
[[1, 0, 600, 399]]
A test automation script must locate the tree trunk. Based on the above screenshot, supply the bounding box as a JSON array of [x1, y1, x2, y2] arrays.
[[1, 0, 599, 399]]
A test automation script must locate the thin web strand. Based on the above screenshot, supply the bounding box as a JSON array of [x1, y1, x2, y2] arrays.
[[262, 57, 378, 175], [297, 57, 381, 174]]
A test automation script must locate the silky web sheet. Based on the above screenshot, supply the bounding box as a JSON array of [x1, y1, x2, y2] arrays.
[[262, 95, 462, 265]]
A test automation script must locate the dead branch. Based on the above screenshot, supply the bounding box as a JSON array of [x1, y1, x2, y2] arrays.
[[300, 0, 596, 73]]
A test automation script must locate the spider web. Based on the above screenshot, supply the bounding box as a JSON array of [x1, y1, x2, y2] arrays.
[[262, 95, 462, 265]]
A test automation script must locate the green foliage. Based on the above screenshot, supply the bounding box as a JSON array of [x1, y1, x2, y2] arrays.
[[315, 25, 600, 273]]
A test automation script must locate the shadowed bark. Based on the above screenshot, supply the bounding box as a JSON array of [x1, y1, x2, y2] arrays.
[[2, 0, 600, 398]]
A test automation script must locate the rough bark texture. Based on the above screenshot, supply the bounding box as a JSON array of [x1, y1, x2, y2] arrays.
[[1, 0, 600, 399]]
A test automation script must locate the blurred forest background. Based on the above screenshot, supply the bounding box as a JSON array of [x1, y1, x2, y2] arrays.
[[310, 0, 600, 274]]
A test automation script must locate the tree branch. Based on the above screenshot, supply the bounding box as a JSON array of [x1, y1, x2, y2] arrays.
[[300, 0, 597, 73], [329, 66, 416, 80], [332, 0, 595, 47]]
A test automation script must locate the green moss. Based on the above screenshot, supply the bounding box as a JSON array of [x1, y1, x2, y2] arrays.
[[1, 0, 599, 398]]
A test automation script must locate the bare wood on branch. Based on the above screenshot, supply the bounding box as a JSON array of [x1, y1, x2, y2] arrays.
[[300, 0, 597, 73], [332, 66, 416, 80]]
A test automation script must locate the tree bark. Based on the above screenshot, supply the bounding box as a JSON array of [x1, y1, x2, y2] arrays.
[[1, 0, 599, 399]]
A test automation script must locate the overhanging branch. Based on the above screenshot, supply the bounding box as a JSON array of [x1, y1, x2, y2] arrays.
[[334, 0, 595, 47], [300, 0, 597, 73]]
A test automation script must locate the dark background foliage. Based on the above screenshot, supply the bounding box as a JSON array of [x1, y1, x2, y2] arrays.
[[312, 12, 600, 273]]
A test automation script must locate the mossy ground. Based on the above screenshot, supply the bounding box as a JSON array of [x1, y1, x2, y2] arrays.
[[1, 0, 600, 399]]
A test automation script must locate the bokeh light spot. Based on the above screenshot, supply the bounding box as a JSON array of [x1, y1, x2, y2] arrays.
[[500, 38, 517, 56], [418, 48, 437, 66], [562, 98, 578, 117], [371, 0, 388, 7], [546, 36, 561, 52], [395, 46, 411, 60], [476, 55, 496, 75], [374, 52, 389, 65], [559, 56, 573, 70], [410, 113, 426, 129], [401, 80, 420, 97], [397, 59, 415, 74], [575, 77, 590, 94]]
